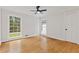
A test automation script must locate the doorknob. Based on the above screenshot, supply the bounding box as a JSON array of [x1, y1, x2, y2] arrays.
[[65, 28, 68, 31]]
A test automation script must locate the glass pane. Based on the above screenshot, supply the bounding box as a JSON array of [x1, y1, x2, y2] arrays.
[[9, 16, 21, 37]]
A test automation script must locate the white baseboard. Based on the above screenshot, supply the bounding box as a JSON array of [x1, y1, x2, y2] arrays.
[[1, 34, 79, 44], [46, 35, 79, 44], [1, 34, 37, 43], [46, 35, 65, 41]]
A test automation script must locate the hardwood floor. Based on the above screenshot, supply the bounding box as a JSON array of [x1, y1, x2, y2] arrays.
[[0, 36, 79, 53]]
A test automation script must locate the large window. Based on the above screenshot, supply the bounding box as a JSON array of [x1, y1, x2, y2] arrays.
[[9, 16, 21, 37]]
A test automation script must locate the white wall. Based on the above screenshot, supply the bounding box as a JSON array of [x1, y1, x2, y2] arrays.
[[1, 8, 36, 42], [22, 15, 37, 36], [34, 16, 40, 35], [47, 14, 65, 40], [0, 8, 1, 44]]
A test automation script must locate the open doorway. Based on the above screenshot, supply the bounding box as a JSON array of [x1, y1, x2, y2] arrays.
[[40, 20, 47, 36]]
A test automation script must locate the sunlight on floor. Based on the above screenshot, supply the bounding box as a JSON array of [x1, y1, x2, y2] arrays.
[[40, 36, 48, 52], [8, 40, 21, 53]]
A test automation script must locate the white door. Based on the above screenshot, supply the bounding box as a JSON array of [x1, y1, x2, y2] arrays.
[[64, 12, 79, 43], [64, 13, 72, 42]]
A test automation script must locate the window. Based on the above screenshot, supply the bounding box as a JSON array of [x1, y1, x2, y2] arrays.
[[9, 16, 21, 37]]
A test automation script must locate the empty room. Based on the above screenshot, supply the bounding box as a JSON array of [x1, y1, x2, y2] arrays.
[[0, 6, 79, 53]]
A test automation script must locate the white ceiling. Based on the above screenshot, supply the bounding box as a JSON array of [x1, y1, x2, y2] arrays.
[[1, 6, 79, 16]]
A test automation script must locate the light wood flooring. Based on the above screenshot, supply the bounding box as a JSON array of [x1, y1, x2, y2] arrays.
[[0, 36, 79, 53]]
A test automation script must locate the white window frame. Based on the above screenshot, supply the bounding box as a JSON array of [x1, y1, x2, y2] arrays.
[[8, 15, 22, 39]]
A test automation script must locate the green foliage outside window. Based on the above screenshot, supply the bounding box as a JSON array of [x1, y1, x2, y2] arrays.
[[9, 16, 21, 37]]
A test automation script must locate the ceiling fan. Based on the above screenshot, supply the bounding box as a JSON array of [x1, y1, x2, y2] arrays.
[[31, 6, 47, 14]]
